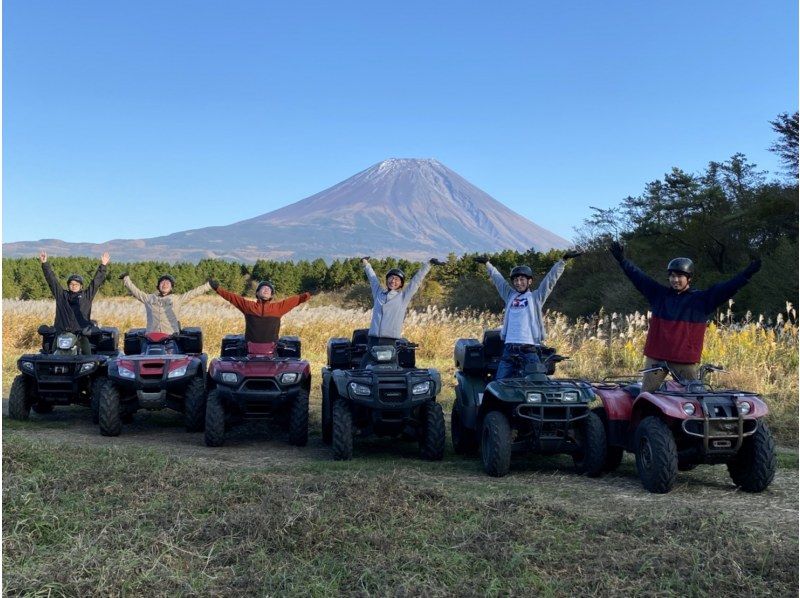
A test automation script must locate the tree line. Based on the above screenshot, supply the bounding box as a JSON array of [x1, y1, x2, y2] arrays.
[[5, 113, 797, 320]]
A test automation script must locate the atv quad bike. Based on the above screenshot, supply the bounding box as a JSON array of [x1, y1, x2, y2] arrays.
[[592, 363, 776, 494], [321, 329, 445, 461], [9, 325, 119, 422], [452, 329, 606, 478], [96, 328, 207, 436], [204, 335, 310, 447]]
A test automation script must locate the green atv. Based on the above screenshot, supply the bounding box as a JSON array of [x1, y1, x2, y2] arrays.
[[452, 330, 606, 477]]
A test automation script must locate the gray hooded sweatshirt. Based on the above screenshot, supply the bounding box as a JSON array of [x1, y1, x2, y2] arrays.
[[123, 276, 211, 334], [487, 260, 566, 344], [364, 261, 432, 338]]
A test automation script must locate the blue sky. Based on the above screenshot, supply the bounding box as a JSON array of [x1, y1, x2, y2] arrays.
[[4, 0, 797, 245]]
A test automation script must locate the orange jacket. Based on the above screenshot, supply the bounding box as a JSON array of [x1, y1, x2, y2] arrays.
[[215, 286, 310, 342]]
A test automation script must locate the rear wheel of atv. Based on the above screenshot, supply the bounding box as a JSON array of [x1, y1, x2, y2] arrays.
[[321, 384, 333, 445], [90, 376, 106, 424], [288, 389, 309, 447], [183, 377, 206, 433], [727, 421, 776, 493], [32, 402, 54, 414], [204, 390, 226, 447], [573, 410, 607, 477], [8, 375, 31, 421], [634, 416, 677, 493], [332, 398, 353, 461], [98, 382, 122, 437], [451, 390, 478, 455], [593, 407, 623, 472], [481, 411, 512, 477], [419, 402, 445, 461]]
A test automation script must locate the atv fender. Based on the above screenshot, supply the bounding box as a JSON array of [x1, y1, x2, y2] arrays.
[[455, 372, 486, 432], [631, 392, 688, 427], [331, 369, 354, 398], [427, 368, 443, 396], [593, 385, 635, 422]]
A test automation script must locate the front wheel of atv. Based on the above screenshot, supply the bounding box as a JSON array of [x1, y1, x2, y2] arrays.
[[634, 416, 677, 493], [8, 375, 31, 421], [593, 407, 623, 472], [184, 377, 206, 433], [419, 402, 445, 461], [332, 398, 353, 461], [288, 388, 309, 447], [451, 391, 478, 455], [98, 382, 122, 437], [321, 384, 333, 445], [90, 376, 106, 424], [204, 390, 225, 447], [481, 411, 512, 477], [727, 421, 776, 492], [573, 410, 607, 477]]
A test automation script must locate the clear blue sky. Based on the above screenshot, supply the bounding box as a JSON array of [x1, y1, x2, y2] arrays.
[[4, 0, 797, 245]]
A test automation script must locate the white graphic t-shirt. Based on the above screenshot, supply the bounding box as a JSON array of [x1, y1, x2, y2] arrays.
[[504, 292, 535, 345]]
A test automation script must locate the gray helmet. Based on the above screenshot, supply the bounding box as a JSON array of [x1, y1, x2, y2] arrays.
[[256, 280, 275, 295], [667, 257, 694, 277], [510, 265, 533, 279], [157, 274, 176, 288], [66, 274, 84, 286], [386, 268, 405, 287]]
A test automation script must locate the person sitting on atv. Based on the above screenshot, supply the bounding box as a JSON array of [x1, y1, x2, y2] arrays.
[[119, 272, 211, 335], [360, 257, 442, 354], [208, 279, 310, 344], [609, 241, 761, 392], [475, 251, 582, 380], [39, 250, 110, 355]]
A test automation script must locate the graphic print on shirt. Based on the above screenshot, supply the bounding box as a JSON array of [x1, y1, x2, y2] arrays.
[[510, 295, 529, 309]]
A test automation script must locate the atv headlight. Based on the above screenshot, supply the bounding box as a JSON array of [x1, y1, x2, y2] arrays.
[[20, 361, 34, 372], [280, 372, 299, 385], [168, 365, 188, 379], [412, 381, 431, 395], [56, 335, 76, 350], [371, 346, 395, 362], [682, 402, 696, 416], [221, 372, 238, 384], [80, 362, 96, 373], [118, 365, 136, 379], [562, 391, 579, 403], [738, 401, 752, 415], [349, 382, 371, 396], [526, 392, 542, 403]]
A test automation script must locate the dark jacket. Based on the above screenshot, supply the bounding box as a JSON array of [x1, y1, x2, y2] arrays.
[[42, 262, 107, 333], [617, 259, 756, 363], [215, 286, 310, 343]]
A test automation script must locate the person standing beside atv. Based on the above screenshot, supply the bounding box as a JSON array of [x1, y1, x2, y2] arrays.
[[39, 250, 110, 355], [208, 279, 310, 343], [609, 241, 762, 392], [476, 251, 581, 380], [119, 273, 211, 335], [361, 257, 442, 351]]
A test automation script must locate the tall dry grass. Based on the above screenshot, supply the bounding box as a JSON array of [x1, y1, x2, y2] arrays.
[[3, 296, 797, 441]]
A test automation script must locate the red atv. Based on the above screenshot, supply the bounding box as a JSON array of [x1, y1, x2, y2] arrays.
[[592, 362, 776, 494], [97, 328, 207, 436], [204, 335, 310, 447]]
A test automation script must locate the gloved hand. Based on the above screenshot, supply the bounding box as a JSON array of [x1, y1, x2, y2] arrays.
[[118, 272, 129, 280], [208, 278, 219, 290], [563, 250, 583, 261], [429, 258, 445, 266], [609, 241, 625, 262], [743, 259, 762, 277], [361, 256, 370, 262], [473, 255, 489, 264]]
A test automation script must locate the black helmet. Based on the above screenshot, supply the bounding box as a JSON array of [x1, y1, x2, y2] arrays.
[[256, 280, 275, 296], [386, 268, 406, 287], [157, 274, 176, 287], [510, 265, 533, 279], [66, 274, 84, 286], [667, 258, 694, 277]]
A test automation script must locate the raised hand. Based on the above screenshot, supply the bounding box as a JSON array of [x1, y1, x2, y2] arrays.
[[429, 258, 445, 266], [473, 255, 489, 264], [101, 252, 110, 265], [118, 271, 129, 280], [208, 278, 219, 290], [609, 241, 625, 262], [39, 250, 47, 263], [361, 256, 370, 263], [563, 250, 583, 260], [744, 259, 762, 277]]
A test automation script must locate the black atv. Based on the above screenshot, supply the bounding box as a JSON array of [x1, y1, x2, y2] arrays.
[[452, 329, 606, 477], [321, 329, 445, 461], [9, 325, 119, 422], [96, 328, 207, 436]]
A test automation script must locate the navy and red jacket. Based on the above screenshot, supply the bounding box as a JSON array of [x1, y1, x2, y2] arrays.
[[617, 259, 756, 363]]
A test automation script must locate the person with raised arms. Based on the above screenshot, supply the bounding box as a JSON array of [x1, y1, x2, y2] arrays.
[[118, 272, 211, 334]]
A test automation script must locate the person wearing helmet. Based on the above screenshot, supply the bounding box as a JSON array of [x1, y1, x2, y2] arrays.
[[360, 257, 442, 353], [476, 250, 582, 380], [609, 241, 762, 392], [118, 272, 211, 334], [39, 250, 110, 355], [208, 278, 310, 343]]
